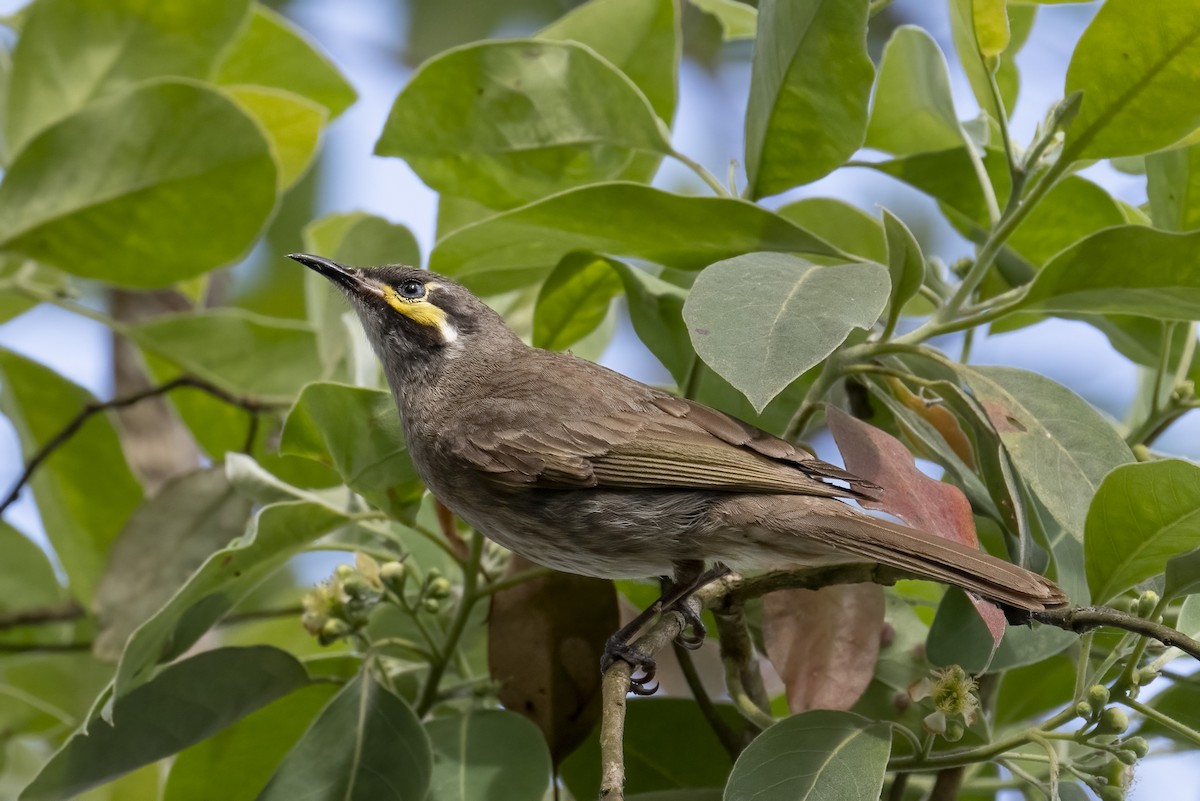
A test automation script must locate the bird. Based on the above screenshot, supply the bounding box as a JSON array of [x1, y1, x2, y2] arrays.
[[290, 253, 1068, 689]]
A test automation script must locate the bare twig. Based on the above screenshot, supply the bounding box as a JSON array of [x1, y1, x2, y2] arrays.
[[0, 601, 84, 631], [1031, 606, 1200, 662], [0, 376, 278, 516]]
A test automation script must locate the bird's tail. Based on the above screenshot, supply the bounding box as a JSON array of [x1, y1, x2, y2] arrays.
[[736, 497, 1069, 612]]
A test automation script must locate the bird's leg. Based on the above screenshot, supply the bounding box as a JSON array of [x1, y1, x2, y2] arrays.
[[600, 561, 731, 694]]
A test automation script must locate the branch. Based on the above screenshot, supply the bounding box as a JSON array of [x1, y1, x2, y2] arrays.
[[0, 601, 84, 631], [1031, 606, 1200, 662], [0, 375, 278, 516]]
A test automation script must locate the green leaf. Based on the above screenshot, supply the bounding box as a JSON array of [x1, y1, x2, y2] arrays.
[[1, 0, 251, 159], [131, 309, 318, 401], [1002, 176, 1125, 268], [1063, 0, 1200, 161], [91, 468, 254, 661], [227, 86, 326, 189], [425, 710, 552, 801], [280, 382, 424, 520], [724, 710, 890, 801], [258, 672, 432, 801], [1165, 547, 1200, 600], [163, 683, 339, 801], [744, 0, 874, 197], [959, 366, 1132, 542], [972, 0, 1010, 57], [611, 261, 694, 385], [428, 182, 840, 294], [538, 0, 679, 123], [948, 0, 1028, 118], [560, 699, 743, 798], [684, 253, 889, 411], [881, 210, 926, 334], [1019, 227, 1200, 319], [927, 589, 1075, 673], [0, 520, 67, 646], [113, 501, 347, 699], [0, 349, 141, 603], [214, 5, 356, 119], [1085, 460, 1200, 603], [775, 198, 887, 263], [865, 26, 962, 156], [20, 646, 308, 801], [376, 41, 671, 210], [1147, 141, 1200, 231], [533, 253, 623, 350], [689, 0, 756, 41], [0, 80, 277, 287]]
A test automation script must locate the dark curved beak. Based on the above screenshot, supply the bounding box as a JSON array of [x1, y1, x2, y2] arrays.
[[287, 253, 383, 297]]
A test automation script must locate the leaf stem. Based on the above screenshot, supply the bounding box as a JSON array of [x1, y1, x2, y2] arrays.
[[1120, 696, 1200, 746], [670, 149, 732, 198], [414, 532, 484, 716]]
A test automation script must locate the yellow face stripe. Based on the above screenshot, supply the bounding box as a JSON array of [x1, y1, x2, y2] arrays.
[[381, 283, 456, 341]]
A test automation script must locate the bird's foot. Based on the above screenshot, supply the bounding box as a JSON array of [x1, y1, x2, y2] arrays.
[[601, 640, 659, 695], [669, 599, 707, 650]]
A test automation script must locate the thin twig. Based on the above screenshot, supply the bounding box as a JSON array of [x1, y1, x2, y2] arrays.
[[0, 376, 277, 516], [672, 642, 743, 760], [1030, 606, 1200, 663], [0, 601, 84, 632]]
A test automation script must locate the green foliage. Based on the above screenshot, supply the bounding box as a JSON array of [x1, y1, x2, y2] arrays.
[[3, 0, 1200, 799]]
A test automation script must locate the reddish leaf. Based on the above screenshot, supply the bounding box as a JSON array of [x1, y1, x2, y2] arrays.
[[488, 555, 619, 765], [827, 406, 1004, 646], [827, 405, 977, 548], [763, 583, 886, 713]]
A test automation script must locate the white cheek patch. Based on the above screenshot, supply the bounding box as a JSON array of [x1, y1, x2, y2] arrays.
[[438, 319, 459, 344]]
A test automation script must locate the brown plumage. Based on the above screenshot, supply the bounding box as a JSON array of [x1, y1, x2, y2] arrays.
[[291, 254, 1068, 615]]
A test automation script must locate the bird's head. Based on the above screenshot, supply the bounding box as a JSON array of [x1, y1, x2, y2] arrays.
[[289, 253, 516, 392]]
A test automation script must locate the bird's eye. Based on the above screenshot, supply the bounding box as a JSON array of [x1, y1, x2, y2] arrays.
[[397, 280, 425, 300]]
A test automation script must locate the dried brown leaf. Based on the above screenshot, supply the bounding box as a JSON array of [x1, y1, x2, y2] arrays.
[[763, 583, 886, 713], [488, 555, 619, 765]]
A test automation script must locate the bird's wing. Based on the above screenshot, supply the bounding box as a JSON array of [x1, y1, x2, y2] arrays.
[[448, 392, 877, 500]]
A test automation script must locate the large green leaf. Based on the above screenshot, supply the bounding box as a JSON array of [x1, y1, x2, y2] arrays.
[[280, 382, 424, 520], [163, 683, 339, 801], [533, 252, 623, 350], [684, 253, 889, 411], [0, 80, 277, 287], [0, 521, 68, 647], [425, 710, 552, 801], [927, 589, 1075, 672], [227, 86, 326, 190], [865, 26, 962, 155], [113, 501, 347, 699], [91, 468, 254, 660], [428, 182, 840, 294], [0, 349, 141, 604], [538, 0, 678, 123], [258, 672, 432, 801], [744, 0, 873, 197], [214, 5, 356, 119], [1062, 0, 1200, 161], [775, 198, 887, 263], [20, 646, 308, 801], [131, 309, 318, 401], [1146, 142, 1200, 231], [1085, 460, 1200, 603], [376, 40, 671, 209], [959, 366, 1132, 542], [1, 0, 251, 159], [1019, 227, 1200, 319], [724, 710, 890, 801]]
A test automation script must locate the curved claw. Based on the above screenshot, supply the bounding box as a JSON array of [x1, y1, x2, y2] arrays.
[[675, 628, 706, 650], [629, 678, 659, 696]]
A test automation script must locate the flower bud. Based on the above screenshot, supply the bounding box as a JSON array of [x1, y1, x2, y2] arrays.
[[1097, 785, 1125, 801], [943, 720, 965, 742], [319, 618, 351, 645], [427, 576, 452, 599], [1137, 591, 1160, 618], [1123, 736, 1149, 758], [1075, 701, 1094, 720], [1087, 685, 1110, 709], [1114, 749, 1138, 766], [342, 576, 374, 601], [380, 561, 407, 592], [334, 564, 355, 580], [1096, 707, 1130, 735], [422, 597, 441, 614]]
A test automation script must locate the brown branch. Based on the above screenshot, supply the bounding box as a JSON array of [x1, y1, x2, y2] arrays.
[[1031, 606, 1200, 662], [0, 601, 84, 631], [0, 376, 279, 516]]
